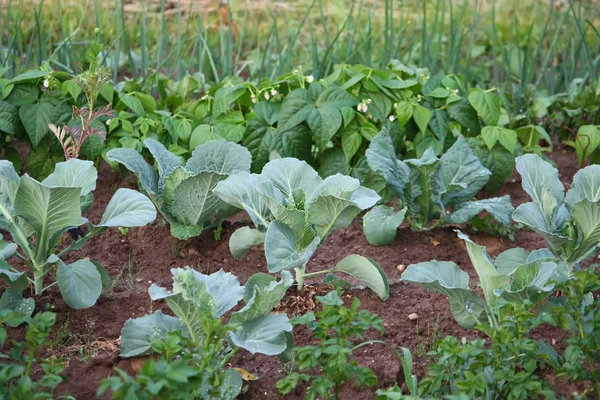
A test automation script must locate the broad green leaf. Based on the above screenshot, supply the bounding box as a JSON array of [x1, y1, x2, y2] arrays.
[[527, 248, 555, 262], [0, 101, 18, 134], [279, 124, 313, 161], [243, 119, 279, 173], [230, 270, 292, 325], [170, 222, 204, 240], [229, 314, 292, 355], [15, 176, 83, 254], [495, 248, 530, 275], [26, 145, 65, 181], [447, 97, 481, 134], [229, 227, 266, 259], [98, 188, 156, 227], [9, 68, 48, 83], [118, 92, 146, 116], [260, 158, 322, 200], [277, 89, 314, 132], [481, 126, 518, 154], [6, 83, 38, 105], [413, 104, 431, 134], [61, 79, 82, 100], [516, 154, 564, 206], [415, 131, 444, 158], [213, 84, 247, 117], [18, 103, 56, 147], [317, 148, 349, 178], [189, 124, 222, 150], [81, 134, 105, 161], [334, 255, 389, 300], [0, 160, 20, 205], [307, 107, 342, 150], [213, 172, 271, 230], [220, 369, 243, 400], [316, 86, 359, 109], [513, 202, 571, 252], [0, 259, 27, 292], [120, 311, 184, 357], [243, 273, 276, 303], [468, 88, 501, 125], [497, 261, 560, 304], [405, 149, 443, 223], [0, 239, 17, 259], [264, 222, 320, 273], [56, 260, 102, 309], [447, 196, 514, 225], [363, 205, 406, 246], [572, 125, 600, 165], [341, 126, 362, 162], [0, 290, 34, 327], [516, 125, 552, 149], [565, 165, 600, 205], [42, 159, 97, 197], [307, 174, 380, 238], [134, 92, 156, 112], [106, 148, 158, 195], [568, 199, 600, 265], [395, 101, 413, 128], [457, 231, 509, 306], [366, 128, 411, 199], [429, 109, 450, 141], [190, 269, 245, 317], [149, 268, 218, 343], [472, 145, 515, 193], [427, 87, 450, 98], [144, 138, 182, 194], [439, 136, 491, 207], [401, 261, 487, 329], [317, 290, 344, 306], [186, 140, 251, 175], [169, 172, 229, 227]]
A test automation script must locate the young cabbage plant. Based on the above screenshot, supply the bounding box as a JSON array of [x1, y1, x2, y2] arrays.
[[364, 127, 514, 239], [119, 268, 294, 399], [107, 138, 251, 240], [0, 159, 156, 315], [513, 154, 600, 273], [402, 231, 568, 330], [213, 158, 389, 299]]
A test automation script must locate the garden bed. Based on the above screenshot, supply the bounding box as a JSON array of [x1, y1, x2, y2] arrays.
[[10, 148, 587, 399]]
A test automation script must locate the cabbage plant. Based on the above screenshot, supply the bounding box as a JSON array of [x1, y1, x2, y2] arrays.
[[513, 154, 600, 272], [402, 231, 567, 329], [0, 159, 156, 315], [107, 138, 251, 240], [214, 158, 389, 299], [120, 268, 294, 399], [364, 127, 514, 240]]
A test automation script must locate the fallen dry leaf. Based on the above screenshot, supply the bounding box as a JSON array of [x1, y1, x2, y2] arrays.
[[234, 367, 258, 381]]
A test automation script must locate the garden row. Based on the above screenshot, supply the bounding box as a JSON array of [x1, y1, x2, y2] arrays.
[[0, 56, 599, 399]]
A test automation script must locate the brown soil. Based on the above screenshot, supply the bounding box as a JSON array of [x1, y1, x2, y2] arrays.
[[2, 148, 593, 399]]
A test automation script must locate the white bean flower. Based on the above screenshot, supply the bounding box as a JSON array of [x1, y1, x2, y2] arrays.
[[305, 75, 314, 83], [388, 115, 396, 122]]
